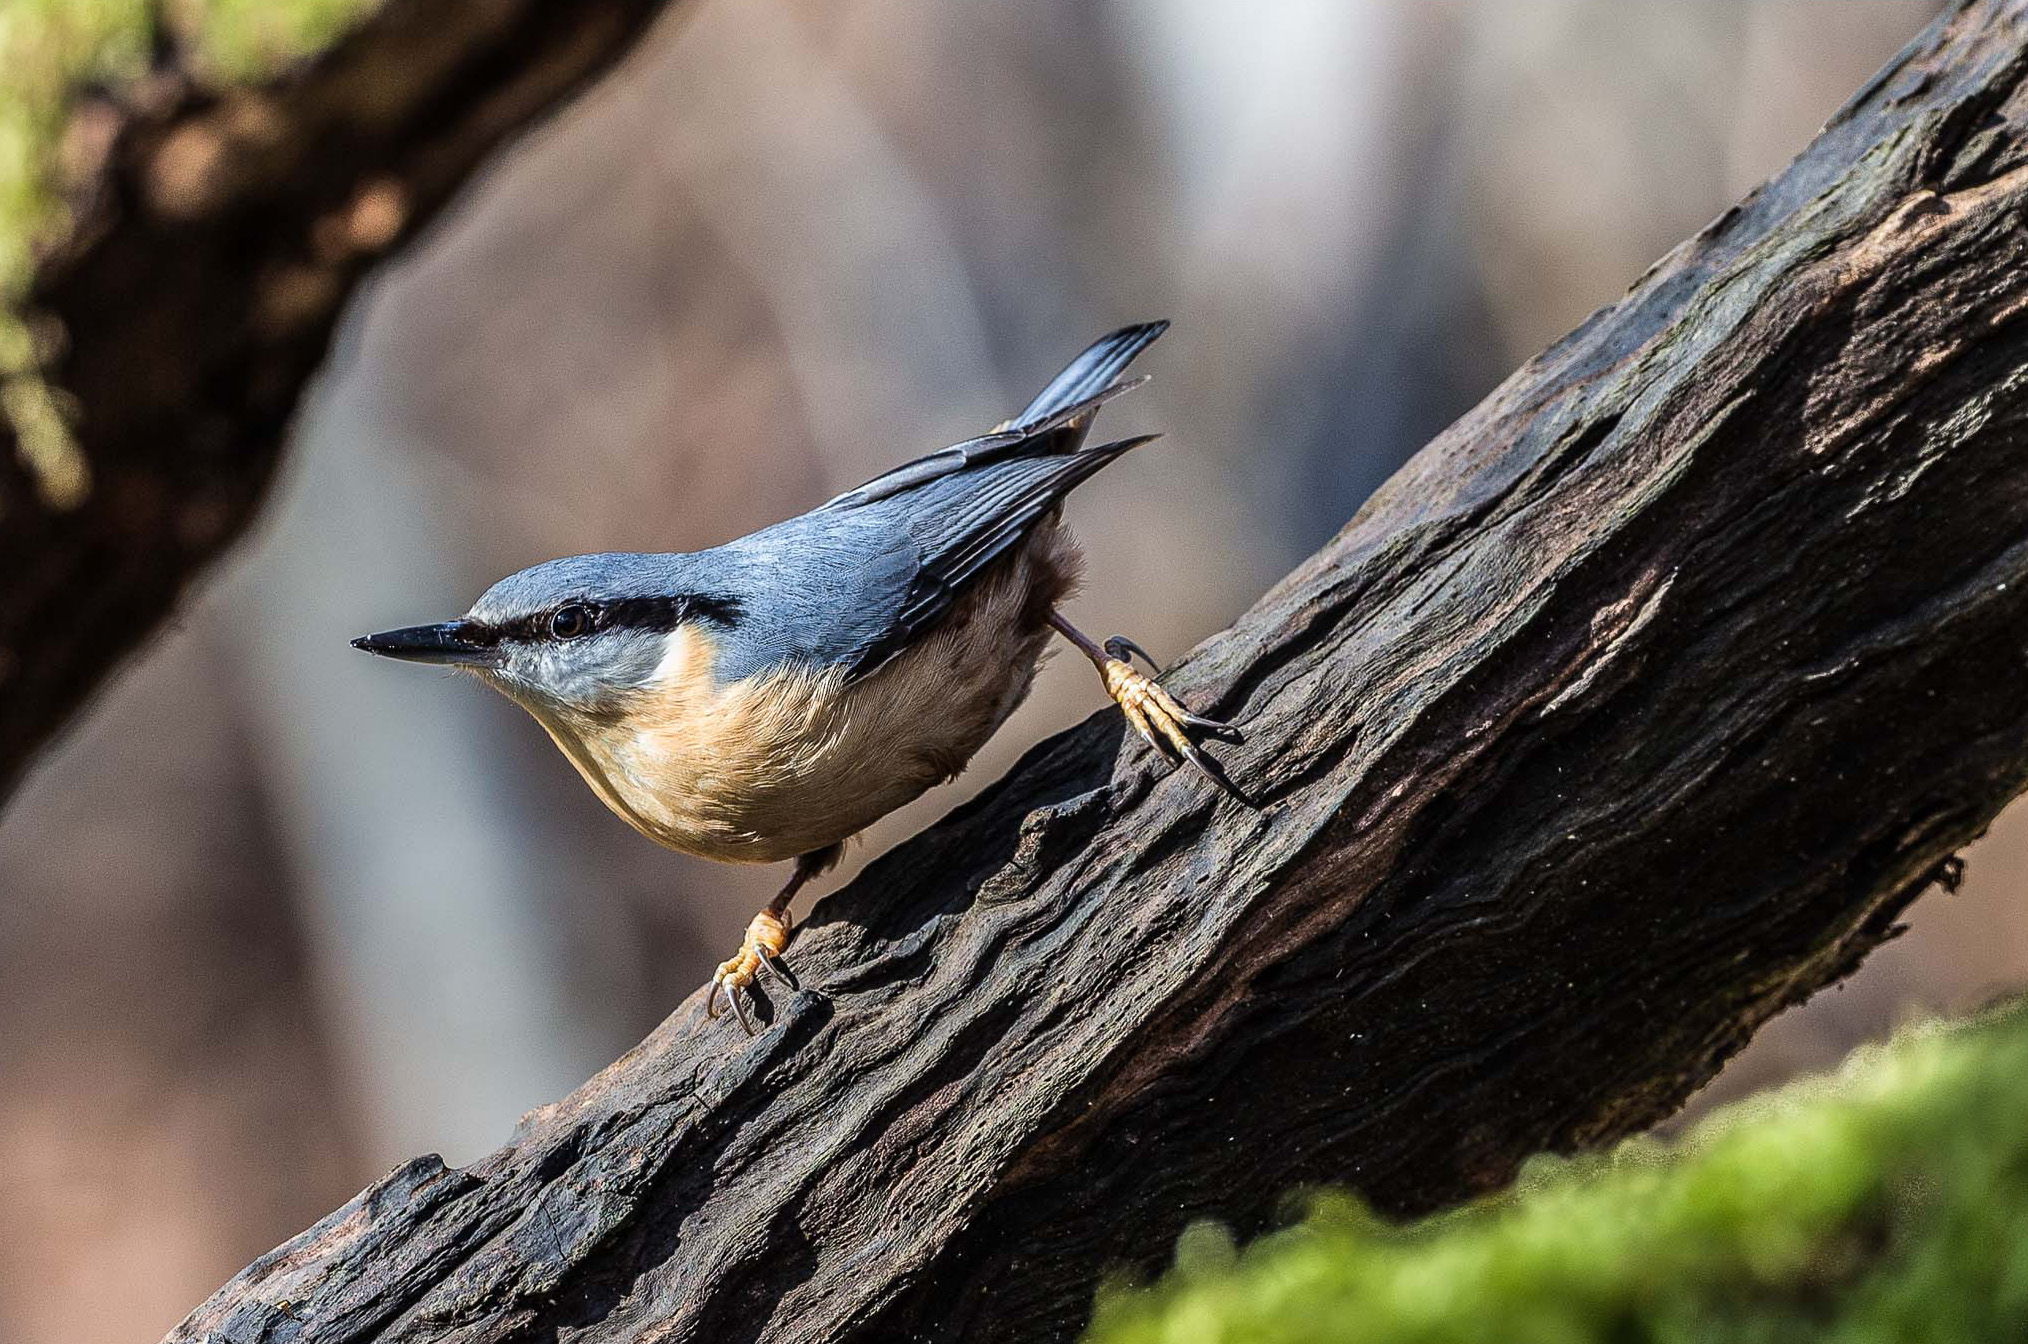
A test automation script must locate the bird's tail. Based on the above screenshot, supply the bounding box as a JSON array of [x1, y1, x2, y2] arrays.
[[1007, 320, 1169, 432]]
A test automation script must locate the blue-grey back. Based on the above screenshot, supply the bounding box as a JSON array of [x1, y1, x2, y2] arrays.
[[469, 323, 1168, 685]]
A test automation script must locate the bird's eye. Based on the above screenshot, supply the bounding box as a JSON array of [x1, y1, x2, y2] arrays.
[[550, 604, 593, 639]]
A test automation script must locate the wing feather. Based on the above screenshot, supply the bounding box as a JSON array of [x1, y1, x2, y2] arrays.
[[845, 436, 1160, 678], [738, 323, 1170, 681]]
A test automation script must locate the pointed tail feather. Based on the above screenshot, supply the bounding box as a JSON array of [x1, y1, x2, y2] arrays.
[[1009, 320, 1169, 430]]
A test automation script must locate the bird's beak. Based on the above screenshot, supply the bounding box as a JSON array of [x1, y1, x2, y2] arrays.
[[350, 621, 501, 667]]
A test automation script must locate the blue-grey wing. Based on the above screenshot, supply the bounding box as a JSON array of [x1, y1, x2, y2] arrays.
[[842, 433, 1158, 676], [718, 323, 1168, 682]]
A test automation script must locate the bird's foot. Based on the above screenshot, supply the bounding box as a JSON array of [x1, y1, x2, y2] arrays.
[[1096, 635, 1247, 801], [707, 903, 795, 1035]]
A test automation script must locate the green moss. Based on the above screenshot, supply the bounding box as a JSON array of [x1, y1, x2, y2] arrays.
[[0, 0, 376, 352], [0, 1, 374, 502], [1087, 1004, 2028, 1343]]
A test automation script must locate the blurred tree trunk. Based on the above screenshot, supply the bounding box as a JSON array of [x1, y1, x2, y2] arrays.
[[0, 0, 687, 801], [154, 1, 2028, 1341]]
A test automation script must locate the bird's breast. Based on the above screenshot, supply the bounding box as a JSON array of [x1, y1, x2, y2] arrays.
[[528, 524, 1076, 864]]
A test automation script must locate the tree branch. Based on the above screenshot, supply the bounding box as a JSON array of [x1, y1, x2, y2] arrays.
[[0, 0, 686, 800], [168, 1, 2028, 1341]]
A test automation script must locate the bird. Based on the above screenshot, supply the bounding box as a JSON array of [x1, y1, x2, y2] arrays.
[[352, 321, 1241, 1032]]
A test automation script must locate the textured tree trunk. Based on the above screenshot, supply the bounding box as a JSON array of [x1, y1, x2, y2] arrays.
[[0, 0, 686, 801], [140, 0, 2028, 1340]]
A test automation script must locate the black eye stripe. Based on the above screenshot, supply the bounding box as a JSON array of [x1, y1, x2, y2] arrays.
[[477, 593, 743, 645], [609, 594, 744, 631]]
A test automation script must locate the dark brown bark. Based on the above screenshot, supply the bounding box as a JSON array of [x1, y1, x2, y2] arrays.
[[149, 0, 2028, 1340], [0, 0, 686, 801]]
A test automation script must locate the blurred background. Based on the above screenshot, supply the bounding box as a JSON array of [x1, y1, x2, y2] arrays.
[[5, 0, 2017, 1339]]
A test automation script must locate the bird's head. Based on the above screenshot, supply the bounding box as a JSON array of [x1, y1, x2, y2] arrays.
[[351, 553, 741, 720]]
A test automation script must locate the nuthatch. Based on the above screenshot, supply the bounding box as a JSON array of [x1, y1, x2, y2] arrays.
[[353, 322, 1239, 1031]]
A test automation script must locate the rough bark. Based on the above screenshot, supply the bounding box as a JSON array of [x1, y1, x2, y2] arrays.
[[0, 0, 685, 801], [165, 1, 2028, 1341]]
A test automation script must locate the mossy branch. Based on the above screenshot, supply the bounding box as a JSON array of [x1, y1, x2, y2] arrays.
[[1091, 999, 2028, 1343], [0, 0, 687, 799]]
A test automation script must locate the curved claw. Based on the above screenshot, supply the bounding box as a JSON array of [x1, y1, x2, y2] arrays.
[[706, 971, 756, 1034], [708, 970, 759, 1036], [1174, 738, 1245, 802], [1103, 634, 1162, 672], [757, 946, 799, 990], [1177, 707, 1244, 742]]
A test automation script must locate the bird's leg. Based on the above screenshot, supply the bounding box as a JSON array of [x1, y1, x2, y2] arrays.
[[1047, 611, 1245, 801], [708, 843, 842, 1034]]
